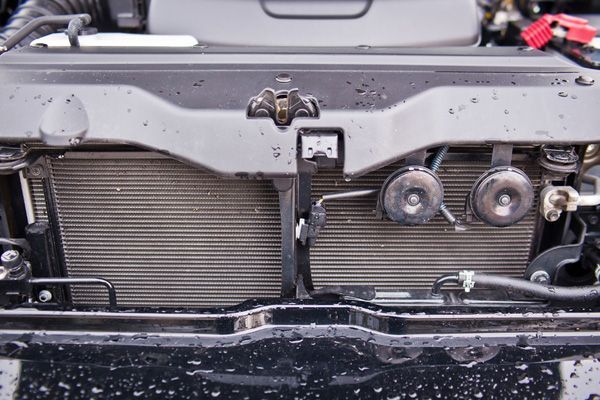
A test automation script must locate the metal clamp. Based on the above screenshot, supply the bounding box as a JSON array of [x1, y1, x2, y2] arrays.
[[458, 270, 475, 293], [540, 174, 600, 222]]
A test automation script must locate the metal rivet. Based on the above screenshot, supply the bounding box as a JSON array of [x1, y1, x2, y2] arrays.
[[575, 76, 595, 86], [275, 73, 292, 84]]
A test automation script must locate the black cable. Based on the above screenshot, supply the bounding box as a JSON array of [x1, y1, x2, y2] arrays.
[[430, 274, 460, 297], [1, 13, 89, 51], [0, 0, 106, 48]]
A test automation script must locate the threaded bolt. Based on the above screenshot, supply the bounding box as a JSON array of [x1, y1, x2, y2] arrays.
[[430, 145, 449, 173], [439, 203, 456, 225]]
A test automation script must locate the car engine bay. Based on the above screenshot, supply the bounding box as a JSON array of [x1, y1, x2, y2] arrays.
[[0, 0, 599, 397]]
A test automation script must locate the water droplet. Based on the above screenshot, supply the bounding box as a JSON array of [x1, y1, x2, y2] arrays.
[[471, 97, 479, 103], [355, 88, 367, 95], [558, 91, 568, 97], [504, 109, 510, 115], [448, 108, 455, 114]]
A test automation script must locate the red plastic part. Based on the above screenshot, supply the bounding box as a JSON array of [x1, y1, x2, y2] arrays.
[[521, 13, 597, 49]]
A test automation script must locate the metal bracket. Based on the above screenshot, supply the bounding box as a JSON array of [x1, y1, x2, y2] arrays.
[[540, 174, 600, 222], [491, 144, 513, 167], [301, 133, 338, 160], [525, 215, 587, 282]]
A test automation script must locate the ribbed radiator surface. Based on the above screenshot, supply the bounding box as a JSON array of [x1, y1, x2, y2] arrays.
[[30, 153, 281, 307], [30, 152, 540, 307], [311, 157, 541, 290]]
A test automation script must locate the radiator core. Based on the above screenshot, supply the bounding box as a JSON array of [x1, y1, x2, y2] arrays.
[[29, 151, 540, 307], [311, 157, 541, 290], [30, 152, 282, 307]]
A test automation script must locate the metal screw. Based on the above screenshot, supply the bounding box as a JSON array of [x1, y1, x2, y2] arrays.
[[407, 194, 421, 206], [1, 250, 19, 266], [38, 290, 52, 303], [530, 270, 551, 285], [275, 73, 292, 84], [575, 76, 595, 86], [545, 210, 560, 222], [28, 164, 43, 177], [1, 250, 25, 278], [498, 194, 512, 207]]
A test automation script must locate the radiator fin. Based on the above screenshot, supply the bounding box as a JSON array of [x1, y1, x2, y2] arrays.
[[311, 159, 540, 290], [29, 152, 541, 306], [32, 154, 281, 307]]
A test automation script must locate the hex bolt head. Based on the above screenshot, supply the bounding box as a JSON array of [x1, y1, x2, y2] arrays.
[[498, 194, 512, 207], [38, 290, 52, 303], [575, 76, 595, 86], [530, 270, 551, 285], [545, 210, 560, 222], [1, 250, 21, 269], [407, 194, 421, 206]]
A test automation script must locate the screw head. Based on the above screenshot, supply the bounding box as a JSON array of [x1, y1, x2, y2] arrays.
[[407, 194, 421, 206], [498, 194, 512, 207], [28, 165, 43, 177], [1, 250, 19, 263], [530, 270, 551, 285], [1, 250, 22, 270], [546, 210, 560, 222], [38, 290, 52, 303], [575, 76, 595, 86]]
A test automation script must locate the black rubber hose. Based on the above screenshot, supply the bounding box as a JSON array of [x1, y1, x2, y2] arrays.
[[432, 272, 600, 303], [430, 274, 460, 297], [0, 0, 107, 48], [472, 274, 600, 303]]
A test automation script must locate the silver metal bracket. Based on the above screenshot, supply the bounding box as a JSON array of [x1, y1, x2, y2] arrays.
[[540, 174, 600, 222], [301, 133, 338, 160]]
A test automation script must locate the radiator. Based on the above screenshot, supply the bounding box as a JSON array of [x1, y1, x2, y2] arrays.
[[29, 151, 540, 307], [30, 152, 282, 307], [311, 157, 541, 290]]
